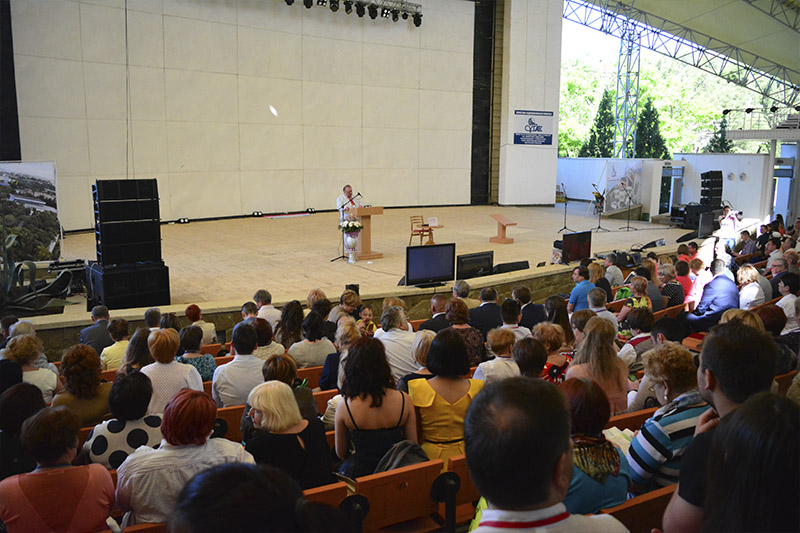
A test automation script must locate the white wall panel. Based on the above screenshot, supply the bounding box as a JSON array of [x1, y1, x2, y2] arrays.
[[165, 70, 238, 123], [304, 169, 363, 211], [163, 16, 237, 74], [166, 122, 239, 172], [363, 87, 419, 130], [87, 119, 127, 176], [131, 121, 169, 174], [83, 63, 126, 120], [15, 56, 86, 119], [239, 124, 304, 171], [362, 44, 420, 89], [128, 67, 166, 120], [363, 128, 419, 169], [168, 171, 242, 219], [19, 118, 90, 177], [240, 170, 306, 214], [238, 27, 302, 79], [419, 168, 470, 205], [126, 10, 164, 68], [238, 76, 303, 125], [79, 4, 125, 64], [303, 126, 363, 169], [303, 82, 362, 128], [302, 37, 363, 85], [363, 169, 419, 207], [10, 0, 82, 60]]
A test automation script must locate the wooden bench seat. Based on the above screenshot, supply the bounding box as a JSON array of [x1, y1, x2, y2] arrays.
[[600, 483, 676, 533], [605, 407, 658, 432]]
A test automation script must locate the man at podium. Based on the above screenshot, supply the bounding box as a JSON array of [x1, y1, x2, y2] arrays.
[[336, 184, 361, 221]]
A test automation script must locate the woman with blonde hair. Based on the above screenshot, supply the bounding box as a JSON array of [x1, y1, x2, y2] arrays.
[[4, 335, 62, 403], [566, 317, 629, 413], [305, 288, 327, 316], [657, 263, 685, 308], [533, 322, 571, 384], [397, 329, 436, 392], [587, 263, 613, 303], [245, 381, 334, 489], [737, 264, 765, 310], [319, 320, 361, 391], [720, 308, 765, 330], [140, 328, 203, 415]]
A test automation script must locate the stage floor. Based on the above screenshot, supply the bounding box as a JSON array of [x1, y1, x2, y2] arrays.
[[59, 202, 687, 316]]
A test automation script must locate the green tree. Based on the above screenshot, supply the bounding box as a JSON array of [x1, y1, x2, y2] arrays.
[[703, 117, 733, 153], [579, 89, 615, 158], [635, 97, 671, 159]]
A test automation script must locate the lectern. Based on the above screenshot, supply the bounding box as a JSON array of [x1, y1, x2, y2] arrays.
[[352, 206, 383, 260]]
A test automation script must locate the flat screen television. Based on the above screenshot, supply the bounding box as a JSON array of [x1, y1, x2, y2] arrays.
[[456, 250, 493, 280], [698, 211, 715, 238], [561, 231, 592, 264], [405, 243, 456, 287]]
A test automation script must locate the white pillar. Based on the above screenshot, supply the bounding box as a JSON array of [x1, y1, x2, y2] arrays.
[[498, 0, 563, 205]]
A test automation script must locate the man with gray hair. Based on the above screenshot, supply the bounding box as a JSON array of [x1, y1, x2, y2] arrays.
[[604, 253, 624, 288], [79, 305, 113, 356], [144, 308, 161, 331], [769, 258, 788, 299], [377, 306, 417, 381], [587, 288, 618, 332], [452, 280, 480, 309], [253, 289, 280, 328]]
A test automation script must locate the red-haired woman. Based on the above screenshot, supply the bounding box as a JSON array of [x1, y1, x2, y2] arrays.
[[115, 389, 254, 525]]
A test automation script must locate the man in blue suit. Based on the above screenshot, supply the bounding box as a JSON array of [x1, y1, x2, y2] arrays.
[[512, 285, 547, 330], [79, 305, 114, 355], [684, 259, 739, 332], [469, 287, 503, 339]]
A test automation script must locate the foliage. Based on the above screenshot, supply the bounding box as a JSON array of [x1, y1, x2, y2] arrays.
[[0, 185, 60, 261], [578, 89, 616, 158], [704, 117, 733, 153], [338, 219, 363, 233], [635, 97, 671, 159]]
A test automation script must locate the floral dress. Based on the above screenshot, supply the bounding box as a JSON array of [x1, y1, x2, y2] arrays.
[[542, 353, 573, 384], [176, 353, 217, 382]]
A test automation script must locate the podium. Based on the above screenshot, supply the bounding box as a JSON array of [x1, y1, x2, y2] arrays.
[[352, 206, 383, 260]]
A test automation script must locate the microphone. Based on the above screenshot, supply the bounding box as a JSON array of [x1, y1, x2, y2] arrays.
[[354, 192, 362, 198], [592, 183, 596, 187]]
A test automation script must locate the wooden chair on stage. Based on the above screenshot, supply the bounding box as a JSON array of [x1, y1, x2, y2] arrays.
[[409, 216, 434, 245]]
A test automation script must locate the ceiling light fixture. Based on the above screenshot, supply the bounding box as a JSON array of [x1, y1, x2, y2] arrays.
[[413, 12, 422, 27]]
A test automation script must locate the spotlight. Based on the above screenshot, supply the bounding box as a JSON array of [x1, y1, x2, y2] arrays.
[[368, 3, 378, 19], [413, 12, 422, 26], [177, 217, 190, 224], [316, 0, 327, 5], [770, 106, 778, 113], [252, 211, 263, 217], [330, 0, 338, 11], [344, 0, 352, 13], [722, 109, 730, 115], [402, 11, 408, 19], [303, 0, 312, 7], [381, 7, 391, 17], [391, 9, 399, 21], [355, 1, 365, 16], [285, 0, 294, 4], [745, 107, 754, 114]]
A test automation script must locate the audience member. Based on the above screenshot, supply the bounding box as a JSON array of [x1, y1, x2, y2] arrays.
[[245, 381, 334, 490], [562, 378, 630, 514], [498, 298, 531, 342], [141, 329, 203, 415], [785, 249, 800, 275], [634, 265, 665, 312], [512, 337, 548, 378], [419, 294, 450, 332], [545, 295, 575, 348], [566, 318, 628, 414], [650, 316, 687, 345], [0, 383, 45, 480], [5, 320, 58, 375], [241, 301, 258, 320], [0, 359, 22, 396], [603, 253, 624, 288], [247, 317, 284, 360], [84, 372, 163, 470], [736, 229, 758, 256], [185, 304, 217, 346], [116, 389, 254, 525], [617, 308, 655, 371], [0, 406, 114, 531], [657, 263, 684, 308], [100, 318, 129, 371], [677, 244, 690, 263], [702, 393, 799, 533], [176, 325, 217, 381], [0, 314, 18, 349], [754, 305, 799, 375], [409, 328, 483, 464], [662, 322, 777, 533], [737, 263, 765, 309], [327, 289, 361, 325], [159, 312, 181, 334], [626, 343, 707, 491], [377, 306, 418, 381], [144, 307, 162, 330], [309, 299, 336, 341], [4, 335, 61, 403], [755, 224, 771, 251], [52, 344, 112, 425], [776, 272, 799, 334], [117, 327, 153, 375], [464, 378, 627, 532], [288, 312, 336, 368], [253, 289, 281, 328], [442, 298, 486, 365], [588, 263, 613, 303], [356, 304, 377, 337], [274, 300, 305, 347], [305, 288, 327, 316], [674, 260, 693, 297], [79, 305, 114, 357], [568, 266, 594, 313], [212, 322, 263, 408], [474, 328, 520, 384], [685, 258, 711, 306], [396, 329, 435, 393], [616, 276, 651, 324], [587, 288, 619, 332], [453, 279, 480, 309], [534, 322, 571, 384], [769, 257, 788, 299], [335, 337, 416, 478], [319, 320, 360, 391], [686, 242, 699, 262], [765, 237, 783, 269], [569, 310, 597, 348], [684, 259, 739, 332], [469, 287, 503, 339], [512, 285, 547, 330]]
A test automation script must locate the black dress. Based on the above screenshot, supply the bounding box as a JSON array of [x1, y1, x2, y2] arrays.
[[337, 395, 406, 479], [245, 417, 335, 490]]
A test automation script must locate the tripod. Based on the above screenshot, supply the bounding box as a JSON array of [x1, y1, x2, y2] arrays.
[[557, 183, 574, 233], [330, 231, 347, 262], [591, 183, 610, 233], [619, 182, 639, 232]]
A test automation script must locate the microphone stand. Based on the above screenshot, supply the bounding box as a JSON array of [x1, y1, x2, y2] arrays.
[[619, 182, 639, 232], [591, 183, 610, 233], [558, 183, 573, 233]]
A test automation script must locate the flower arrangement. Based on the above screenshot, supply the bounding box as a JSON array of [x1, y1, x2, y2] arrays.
[[339, 219, 363, 233]]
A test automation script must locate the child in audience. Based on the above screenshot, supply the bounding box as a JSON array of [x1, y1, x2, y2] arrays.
[[356, 305, 377, 337], [616, 276, 651, 325]]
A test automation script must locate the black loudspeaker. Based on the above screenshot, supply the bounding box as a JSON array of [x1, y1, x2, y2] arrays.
[[493, 261, 530, 275], [96, 241, 162, 266], [87, 263, 170, 310]]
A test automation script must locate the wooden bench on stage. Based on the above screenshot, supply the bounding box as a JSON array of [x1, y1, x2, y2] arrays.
[[489, 214, 517, 244], [600, 484, 676, 533]]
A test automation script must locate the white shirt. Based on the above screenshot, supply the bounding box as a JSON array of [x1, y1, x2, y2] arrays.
[[604, 264, 624, 288], [256, 305, 282, 329], [191, 320, 217, 346], [116, 438, 254, 526], [778, 293, 799, 334], [590, 307, 619, 332], [336, 193, 360, 221], [373, 322, 413, 339], [739, 282, 765, 310], [211, 354, 264, 407], [23, 368, 58, 404], [501, 324, 532, 342], [141, 361, 203, 415], [378, 328, 418, 382], [767, 249, 784, 269], [474, 503, 627, 532], [473, 357, 520, 384]]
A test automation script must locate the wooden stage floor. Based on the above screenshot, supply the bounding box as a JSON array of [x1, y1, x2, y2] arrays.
[[60, 203, 688, 315]]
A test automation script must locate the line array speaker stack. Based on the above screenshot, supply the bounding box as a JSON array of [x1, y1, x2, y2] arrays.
[[700, 170, 723, 207], [88, 179, 170, 310]]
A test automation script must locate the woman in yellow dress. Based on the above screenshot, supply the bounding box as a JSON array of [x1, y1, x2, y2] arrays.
[[408, 328, 484, 464]]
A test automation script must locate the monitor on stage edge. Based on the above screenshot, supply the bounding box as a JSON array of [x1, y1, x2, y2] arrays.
[[561, 231, 592, 264], [405, 243, 456, 288], [456, 250, 493, 280], [698, 211, 715, 238]]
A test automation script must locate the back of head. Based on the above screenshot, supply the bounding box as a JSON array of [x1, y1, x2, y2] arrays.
[[643, 342, 697, 395], [382, 297, 405, 311], [532, 322, 565, 354], [109, 371, 153, 421], [341, 336, 392, 405], [710, 258, 726, 275], [453, 280, 470, 298], [380, 305, 405, 332], [755, 305, 787, 336], [0, 359, 23, 395], [650, 317, 686, 343], [173, 463, 304, 533], [634, 266, 651, 281], [1, 314, 19, 336], [144, 307, 162, 328], [306, 288, 327, 310], [657, 263, 676, 281], [630, 276, 648, 295], [61, 344, 101, 398], [704, 393, 799, 533], [700, 322, 777, 404], [232, 321, 258, 355], [512, 285, 531, 305], [185, 304, 201, 323], [107, 318, 129, 342], [411, 329, 436, 367], [241, 301, 258, 316], [445, 298, 469, 325], [512, 338, 547, 377], [561, 377, 610, 436], [247, 381, 302, 432], [574, 318, 622, 387], [124, 327, 153, 370], [487, 327, 515, 356], [736, 263, 760, 285], [180, 325, 204, 353], [311, 298, 333, 320], [261, 353, 298, 385], [91, 305, 109, 321], [689, 257, 704, 272], [427, 328, 470, 377], [500, 298, 521, 324], [465, 378, 570, 509], [162, 389, 216, 446], [569, 309, 597, 334], [301, 311, 325, 341], [0, 382, 46, 435], [675, 260, 690, 277], [9, 320, 35, 337], [480, 287, 497, 302], [253, 289, 272, 306], [160, 312, 181, 332], [21, 406, 81, 464], [627, 307, 655, 333], [587, 263, 603, 283], [335, 321, 361, 350], [341, 289, 362, 309], [719, 309, 765, 332], [4, 334, 43, 365], [430, 294, 448, 313], [148, 328, 181, 364], [677, 244, 689, 256], [245, 317, 273, 346], [587, 287, 607, 309], [605, 253, 617, 265]]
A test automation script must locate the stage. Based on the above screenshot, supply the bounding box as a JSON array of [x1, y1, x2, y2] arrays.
[[58, 202, 688, 316]]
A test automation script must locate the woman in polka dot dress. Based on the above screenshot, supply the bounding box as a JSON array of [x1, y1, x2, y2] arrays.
[[84, 372, 163, 470]]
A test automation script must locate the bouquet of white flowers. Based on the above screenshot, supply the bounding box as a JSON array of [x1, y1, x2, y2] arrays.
[[338, 219, 363, 233]]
